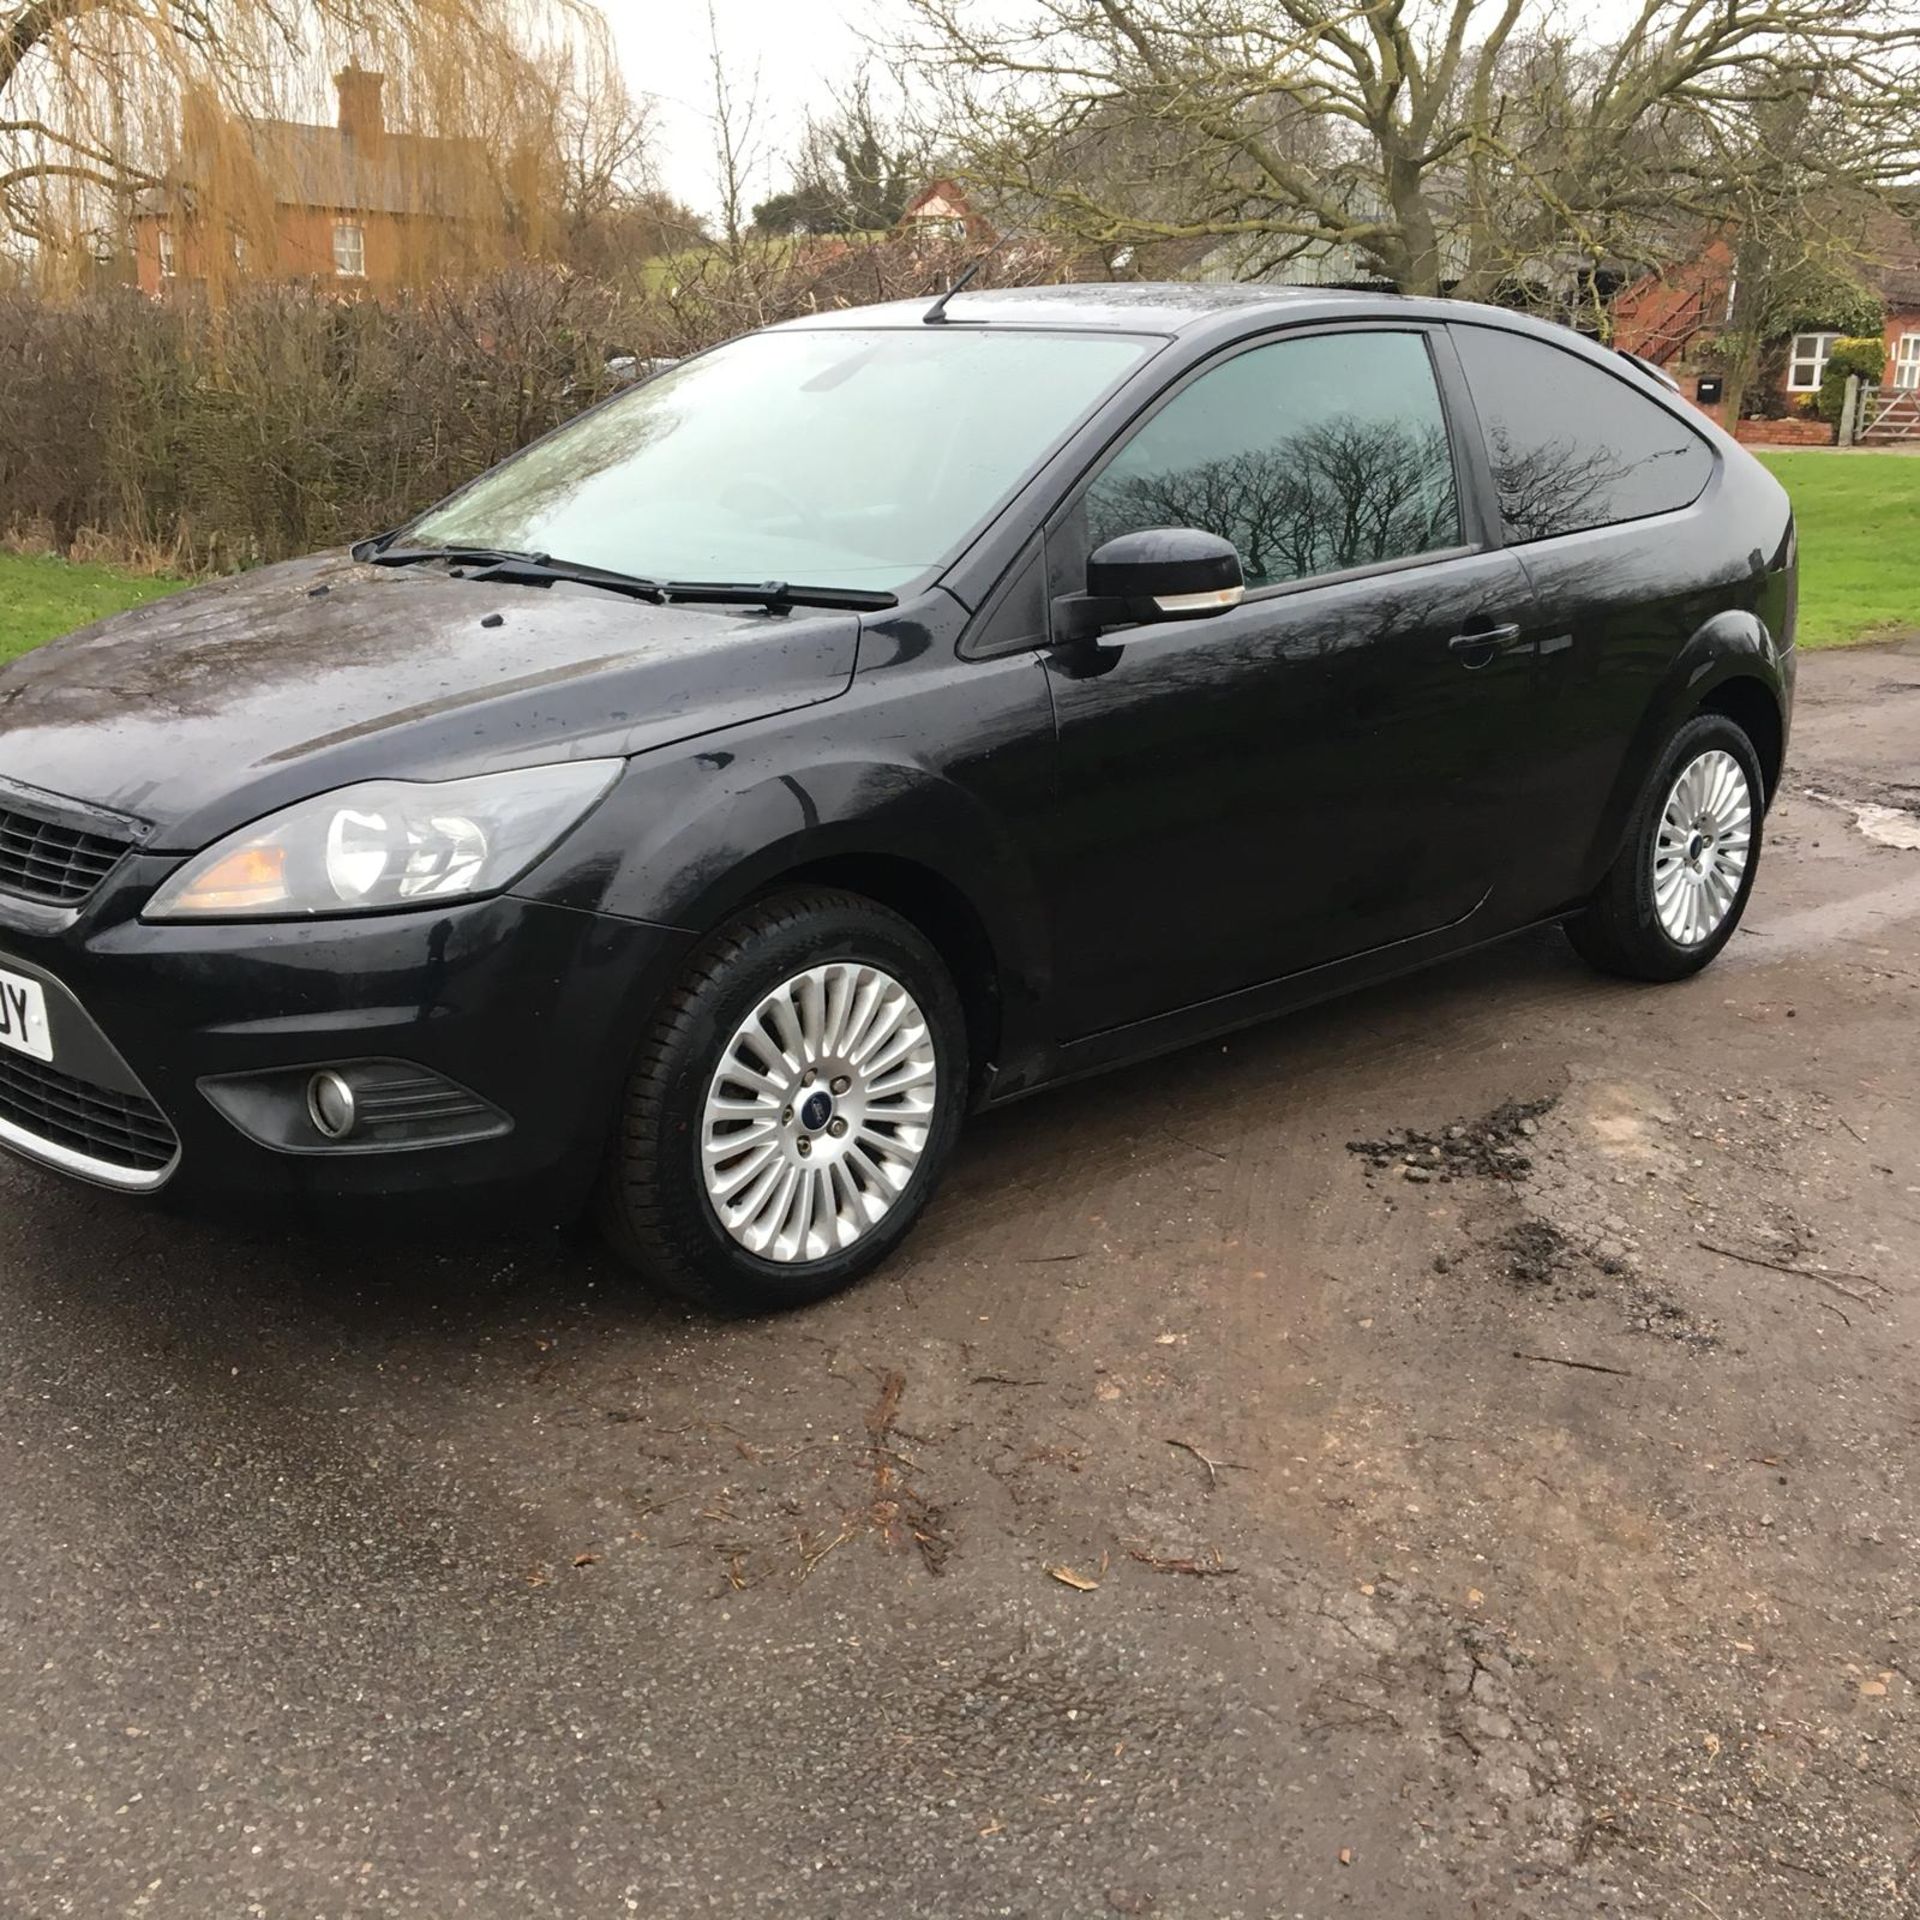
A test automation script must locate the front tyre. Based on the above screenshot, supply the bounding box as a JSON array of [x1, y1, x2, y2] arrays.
[[1567, 712, 1765, 982], [598, 888, 968, 1312]]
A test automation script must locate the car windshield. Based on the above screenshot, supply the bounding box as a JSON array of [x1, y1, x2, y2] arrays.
[[407, 326, 1158, 593]]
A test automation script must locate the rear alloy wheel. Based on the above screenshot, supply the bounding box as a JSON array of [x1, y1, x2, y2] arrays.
[[599, 888, 968, 1311], [1650, 747, 1754, 949], [1568, 712, 1765, 982]]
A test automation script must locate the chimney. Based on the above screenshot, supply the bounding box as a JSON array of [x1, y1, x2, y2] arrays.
[[335, 67, 386, 153]]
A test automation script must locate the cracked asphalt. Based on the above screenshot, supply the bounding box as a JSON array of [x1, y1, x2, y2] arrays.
[[3, 641, 1918, 1918]]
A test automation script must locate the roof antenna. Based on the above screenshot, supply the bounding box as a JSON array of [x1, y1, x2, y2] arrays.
[[923, 259, 981, 325]]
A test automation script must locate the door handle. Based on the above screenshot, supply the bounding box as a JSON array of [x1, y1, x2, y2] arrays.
[[1448, 622, 1524, 667]]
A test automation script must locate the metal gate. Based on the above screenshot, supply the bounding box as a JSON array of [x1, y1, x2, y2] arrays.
[[1859, 384, 1920, 442]]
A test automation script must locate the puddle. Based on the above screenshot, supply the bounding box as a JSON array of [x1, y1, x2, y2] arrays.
[[1846, 803, 1920, 851], [1804, 788, 1920, 851]]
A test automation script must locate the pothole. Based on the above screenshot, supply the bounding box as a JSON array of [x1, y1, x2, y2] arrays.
[[1804, 787, 1920, 851]]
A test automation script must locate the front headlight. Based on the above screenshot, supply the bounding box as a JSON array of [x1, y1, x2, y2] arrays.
[[145, 760, 623, 920]]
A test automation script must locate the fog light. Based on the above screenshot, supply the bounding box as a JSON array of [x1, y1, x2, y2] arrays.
[[306, 1070, 358, 1140], [203, 1059, 506, 1154]]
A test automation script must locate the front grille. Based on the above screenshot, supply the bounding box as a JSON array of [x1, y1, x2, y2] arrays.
[[0, 802, 132, 906], [0, 1049, 178, 1174]]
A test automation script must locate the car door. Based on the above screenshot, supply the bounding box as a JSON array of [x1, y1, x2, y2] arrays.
[[1446, 323, 1723, 922], [1035, 323, 1539, 1041]]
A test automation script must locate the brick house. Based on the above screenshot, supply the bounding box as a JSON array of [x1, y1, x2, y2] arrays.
[[133, 69, 497, 297], [898, 180, 996, 246], [1612, 219, 1920, 443]]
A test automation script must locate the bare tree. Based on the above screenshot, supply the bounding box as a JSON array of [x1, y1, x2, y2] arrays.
[[636, 7, 807, 348], [549, 59, 653, 262], [459, 17, 655, 268], [899, 0, 1920, 300], [1674, 95, 1892, 422], [753, 71, 931, 236], [703, 0, 766, 252]]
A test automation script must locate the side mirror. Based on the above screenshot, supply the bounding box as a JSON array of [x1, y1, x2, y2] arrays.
[[1054, 527, 1246, 642]]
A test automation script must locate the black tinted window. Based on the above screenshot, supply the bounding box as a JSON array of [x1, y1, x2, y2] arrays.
[[1452, 325, 1714, 542], [1085, 330, 1460, 588]]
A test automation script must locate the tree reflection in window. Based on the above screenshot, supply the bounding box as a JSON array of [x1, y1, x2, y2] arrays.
[[1085, 331, 1461, 588], [1477, 423, 1623, 544], [1452, 326, 1713, 543]]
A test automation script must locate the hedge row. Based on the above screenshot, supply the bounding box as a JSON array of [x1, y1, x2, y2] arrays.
[[0, 238, 1040, 571]]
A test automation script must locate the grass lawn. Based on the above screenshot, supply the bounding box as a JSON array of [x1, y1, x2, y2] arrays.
[[1757, 450, 1920, 648], [0, 552, 186, 664]]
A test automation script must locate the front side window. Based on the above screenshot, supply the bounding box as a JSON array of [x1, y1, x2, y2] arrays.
[[1894, 334, 1920, 391], [411, 327, 1156, 592], [333, 221, 366, 278], [1083, 329, 1461, 588], [1787, 332, 1839, 391], [1452, 325, 1714, 543]]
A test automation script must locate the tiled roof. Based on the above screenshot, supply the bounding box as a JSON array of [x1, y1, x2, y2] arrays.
[[1862, 208, 1920, 307], [136, 116, 483, 219], [238, 118, 479, 217]]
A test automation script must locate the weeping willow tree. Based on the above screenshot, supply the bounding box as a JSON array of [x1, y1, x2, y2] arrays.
[[0, 0, 645, 288]]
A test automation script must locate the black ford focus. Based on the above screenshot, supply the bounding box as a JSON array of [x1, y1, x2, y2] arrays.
[[0, 285, 1794, 1310]]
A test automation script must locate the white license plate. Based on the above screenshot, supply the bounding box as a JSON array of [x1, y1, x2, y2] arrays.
[[0, 967, 53, 1063]]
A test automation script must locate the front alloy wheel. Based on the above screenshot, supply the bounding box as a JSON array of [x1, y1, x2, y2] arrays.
[[701, 962, 939, 1263], [599, 888, 968, 1311]]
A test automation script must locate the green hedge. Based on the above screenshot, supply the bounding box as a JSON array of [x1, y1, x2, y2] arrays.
[[0, 237, 1045, 571], [1817, 336, 1888, 424]]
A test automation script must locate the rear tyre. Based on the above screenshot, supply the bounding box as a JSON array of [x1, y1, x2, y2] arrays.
[[598, 888, 968, 1312], [1567, 712, 1764, 982]]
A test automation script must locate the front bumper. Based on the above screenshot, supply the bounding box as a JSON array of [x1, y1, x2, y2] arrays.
[[0, 857, 694, 1211]]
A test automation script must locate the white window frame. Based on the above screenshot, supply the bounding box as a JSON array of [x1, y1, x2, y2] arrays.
[[1894, 332, 1920, 391], [332, 220, 366, 279], [1787, 331, 1840, 392], [156, 226, 176, 279]]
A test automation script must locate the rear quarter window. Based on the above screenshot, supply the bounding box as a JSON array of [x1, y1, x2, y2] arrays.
[[1451, 325, 1715, 543]]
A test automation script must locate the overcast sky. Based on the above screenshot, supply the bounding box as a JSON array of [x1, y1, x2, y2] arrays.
[[603, 0, 884, 216]]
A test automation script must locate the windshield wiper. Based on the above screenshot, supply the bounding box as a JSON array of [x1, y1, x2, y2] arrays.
[[365, 545, 670, 603], [361, 544, 896, 613], [657, 580, 898, 612], [365, 543, 552, 571]]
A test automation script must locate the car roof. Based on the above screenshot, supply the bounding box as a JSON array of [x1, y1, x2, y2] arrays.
[[770, 281, 1621, 356], [774, 282, 1398, 338]]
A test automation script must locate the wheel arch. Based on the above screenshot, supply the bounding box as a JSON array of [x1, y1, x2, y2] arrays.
[[1579, 612, 1788, 892], [745, 851, 1006, 1104], [578, 749, 1059, 1107], [1694, 671, 1784, 799]]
